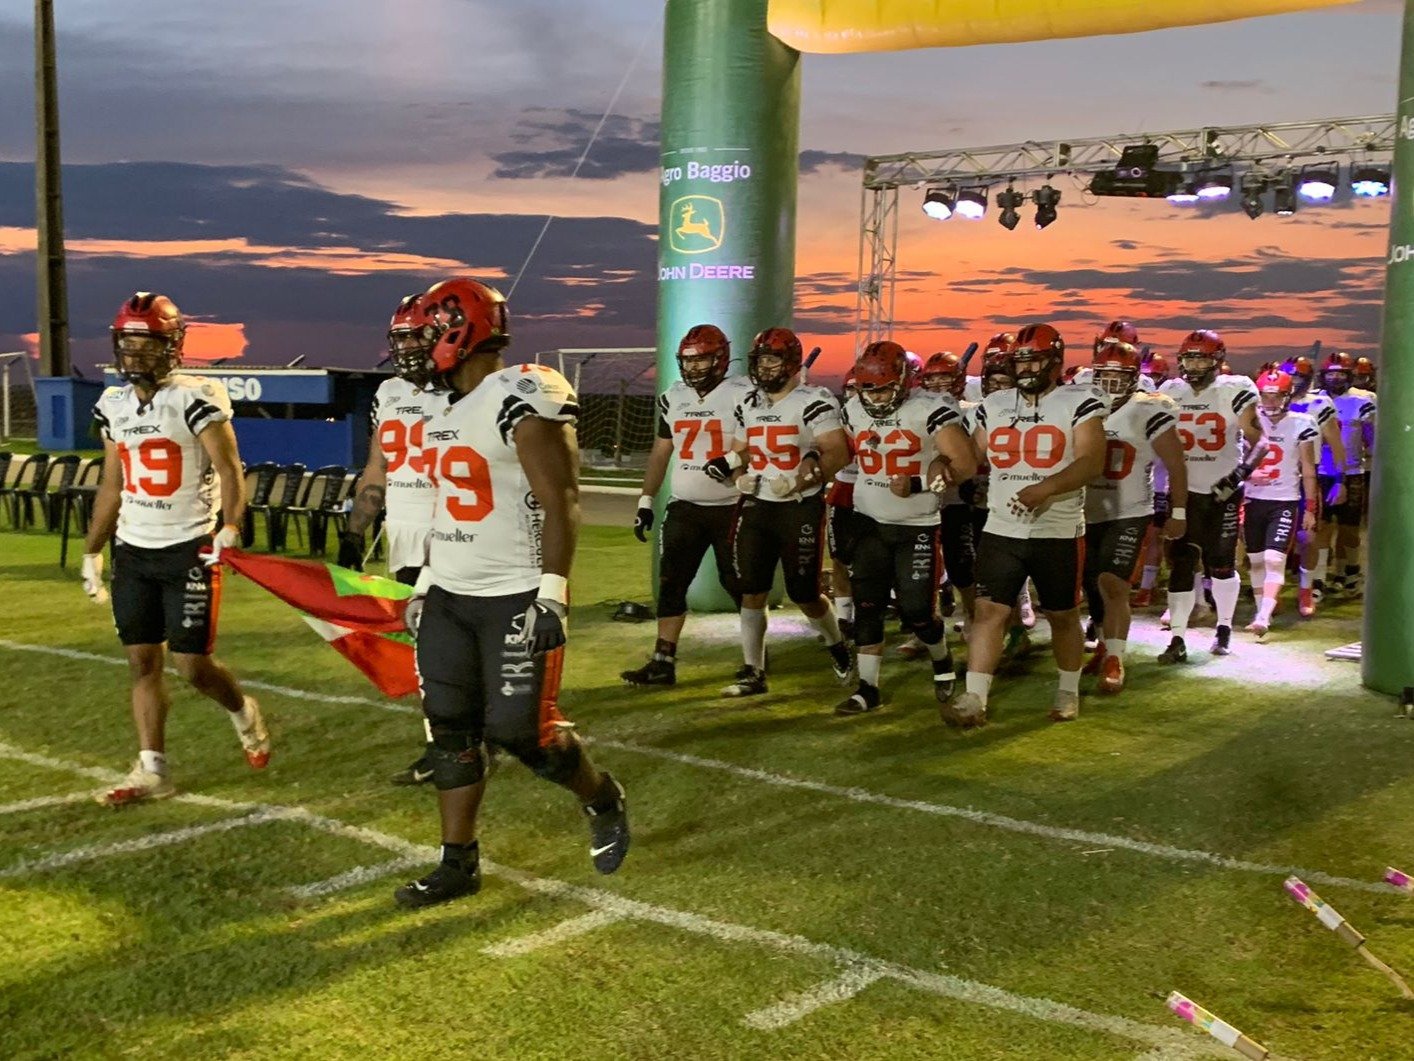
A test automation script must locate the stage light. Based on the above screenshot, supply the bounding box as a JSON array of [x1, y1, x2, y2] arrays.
[[1240, 175, 1266, 220], [955, 187, 988, 221], [1297, 163, 1338, 202], [1273, 175, 1298, 216], [922, 187, 956, 220], [996, 185, 1025, 230], [1166, 179, 1200, 205], [1033, 184, 1061, 229], [1196, 170, 1233, 201], [1352, 164, 1391, 198]]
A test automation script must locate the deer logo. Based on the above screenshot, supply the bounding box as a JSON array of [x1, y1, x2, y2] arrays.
[[668, 195, 725, 254]]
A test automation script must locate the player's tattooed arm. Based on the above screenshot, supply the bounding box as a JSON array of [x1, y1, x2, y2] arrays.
[[345, 444, 388, 537], [813, 427, 850, 482], [82, 441, 124, 555], [198, 421, 248, 530], [517, 417, 581, 579]]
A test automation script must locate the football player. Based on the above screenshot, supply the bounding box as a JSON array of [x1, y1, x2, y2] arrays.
[[340, 293, 447, 786], [1315, 352, 1376, 596], [1242, 370, 1319, 638], [621, 324, 752, 686], [1082, 340, 1187, 693], [705, 328, 852, 697], [920, 352, 980, 629], [1352, 356, 1377, 394], [826, 369, 863, 641], [393, 277, 627, 908], [944, 324, 1107, 727], [1284, 355, 1347, 609], [83, 293, 269, 805], [836, 342, 976, 715], [1134, 351, 1175, 606], [1156, 330, 1262, 662]]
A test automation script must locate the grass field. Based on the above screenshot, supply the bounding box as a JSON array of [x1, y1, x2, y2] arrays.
[[1, 521, 1412, 1060]]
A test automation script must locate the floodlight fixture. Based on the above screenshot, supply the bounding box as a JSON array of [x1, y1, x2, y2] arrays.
[[1196, 169, 1233, 201], [1240, 174, 1267, 220], [996, 185, 1025, 230], [1351, 163, 1391, 198], [955, 187, 989, 221], [1297, 162, 1338, 202], [1033, 184, 1061, 229], [1273, 175, 1298, 216], [1166, 179, 1200, 205], [922, 187, 957, 220]]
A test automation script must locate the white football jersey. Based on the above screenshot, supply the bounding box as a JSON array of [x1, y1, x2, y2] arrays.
[[962, 377, 984, 404], [1319, 391, 1376, 477], [657, 375, 753, 505], [94, 375, 232, 549], [732, 383, 844, 502], [1085, 395, 1178, 524], [973, 385, 1108, 539], [426, 365, 578, 597], [1071, 367, 1156, 393], [1247, 412, 1317, 502], [843, 391, 963, 527], [1159, 379, 1257, 494], [1290, 390, 1336, 431], [371, 376, 446, 530], [1217, 373, 1260, 400]]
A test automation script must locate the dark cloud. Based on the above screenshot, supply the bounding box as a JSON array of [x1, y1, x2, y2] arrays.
[[1200, 79, 1269, 92], [798, 150, 866, 175]]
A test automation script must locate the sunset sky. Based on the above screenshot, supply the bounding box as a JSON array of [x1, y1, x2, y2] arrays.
[[0, 0, 1404, 384]]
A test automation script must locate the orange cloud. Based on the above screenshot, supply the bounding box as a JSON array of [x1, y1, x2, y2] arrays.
[[183, 321, 248, 362]]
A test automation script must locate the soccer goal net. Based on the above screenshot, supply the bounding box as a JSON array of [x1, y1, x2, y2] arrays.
[[536, 348, 659, 472]]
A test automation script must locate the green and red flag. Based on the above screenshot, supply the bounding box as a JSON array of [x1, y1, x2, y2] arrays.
[[223, 551, 419, 697]]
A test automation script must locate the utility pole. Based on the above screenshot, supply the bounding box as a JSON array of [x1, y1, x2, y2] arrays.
[[35, 0, 70, 377]]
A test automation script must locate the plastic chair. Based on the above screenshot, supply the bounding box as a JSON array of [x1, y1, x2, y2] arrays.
[[0, 454, 47, 527]]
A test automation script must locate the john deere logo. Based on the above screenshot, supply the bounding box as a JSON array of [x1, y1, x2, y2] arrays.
[[670, 195, 725, 254]]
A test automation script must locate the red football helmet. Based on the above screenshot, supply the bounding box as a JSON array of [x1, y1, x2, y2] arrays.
[[111, 292, 186, 387], [386, 293, 437, 388], [854, 340, 910, 418], [981, 338, 1016, 396], [1353, 355, 1376, 391], [1094, 320, 1140, 355], [1281, 355, 1315, 397], [1142, 352, 1170, 385], [748, 327, 803, 392], [904, 350, 924, 391], [1012, 324, 1065, 395], [419, 277, 510, 380], [921, 352, 965, 398], [841, 367, 859, 401], [1256, 369, 1294, 418], [677, 324, 731, 393], [983, 332, 1016, 361], [1321, 351, 1355, 396], [1177, 329, 1225, 387], [1092, 338, 1141, 404]]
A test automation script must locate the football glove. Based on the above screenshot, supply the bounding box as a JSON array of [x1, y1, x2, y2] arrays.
[[203, 524, 240, 567], [336, 531, 365, 570], [704, 450, 744, 485], [81, 553, 109, 605], [1210, 463, 1254, 504], [737, 473, 763, 497], [404, 595, 425, 636], [515, 598, 568, 656], [633, 496, 654, 543]]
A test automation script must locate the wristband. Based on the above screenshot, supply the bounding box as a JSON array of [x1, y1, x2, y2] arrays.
[[539, 573, 570, 606], [725, 451, 744, 471], [637, 494, 653, 510], [1304, 498, 1319, 514], [1171, 507, 1187, 521]]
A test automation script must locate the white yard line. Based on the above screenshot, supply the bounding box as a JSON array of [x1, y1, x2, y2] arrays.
[[0, 639, 1394, 895], [0, 792, 93, 815], [482, 910, 626, 958], [0, 740, 1222, 1058], [0, 808, 286, 877], [742, 964, 886, 1030], [287, 855, 427, 900]]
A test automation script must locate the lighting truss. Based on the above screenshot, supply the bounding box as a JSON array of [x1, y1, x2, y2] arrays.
[[854, 114, 1396, 350]]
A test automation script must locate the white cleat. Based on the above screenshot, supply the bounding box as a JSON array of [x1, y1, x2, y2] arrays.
[[232, 696, 271, 770], [98, 762, 175, 807], [940, 691, 987, 729], [1049, 689, 1081, 723], [1245, 619, 1270, 642]]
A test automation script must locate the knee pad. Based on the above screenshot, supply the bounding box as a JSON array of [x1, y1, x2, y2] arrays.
[[656, 573, 689, 620], [909, 617, 946, 646], [853, 602, 885, 648], [508, 728, 584, 785], [428, 731, 488, 791], [1210, 565, 1235, 581], [1168, 541, 1200, 586]]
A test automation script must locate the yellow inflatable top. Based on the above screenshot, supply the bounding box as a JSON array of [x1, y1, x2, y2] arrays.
[[769, 0, 1356, 54]]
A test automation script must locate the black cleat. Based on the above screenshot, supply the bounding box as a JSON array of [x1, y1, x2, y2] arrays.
[[834, 682, 881, 716], [1211, 624, 1232, 656], [584, 774, 629, 874], [621, 657, 677, 687], [1157, 636, 1189, 665], [390, 753, 434, 787], [827, 641, 854, 683], [931, 651, 958, 702], [722, 666, 768, 697], [394, 861, 481, 908]]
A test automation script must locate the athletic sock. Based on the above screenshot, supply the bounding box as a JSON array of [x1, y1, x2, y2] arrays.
[[1248, 557, 1265, 594], [422, 717, 434, 743], [1211, 575, 1241, 627], [139, 749, 167, 776], [1168, 590, 1196, 639], [653, 637, 677, 662], [964, 670, 993, 706], [740, 608, 767, 670], [1315, 549, 1329, 585], [1299, 567, 1315, 589], [440, 840, 478, 870], [808, 608, 844, 647], [857, 653, 883, 688], [1107, 638, 1127, 660], [1140, 565, 1158, 590], [834, 596, 855, 624], [1057, 669, 1081, 695]]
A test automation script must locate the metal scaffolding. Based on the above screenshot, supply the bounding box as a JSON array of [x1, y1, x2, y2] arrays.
[[856, 114, 1398, 349]]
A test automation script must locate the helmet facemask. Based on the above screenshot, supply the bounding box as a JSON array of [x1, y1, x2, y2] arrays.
[[114, 331, 181, 388], [1322, 369, 1352, 396], [388, 323, 439, 389], [1093, 365, 1137, 410], [1179, 353, 1218, 389], [1259, 389, 1291, 421], [1012, 351, 1057, 396], [859, 380, 906, 418], [749, 352, 793, 394], [679, 349, 725, 393]]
